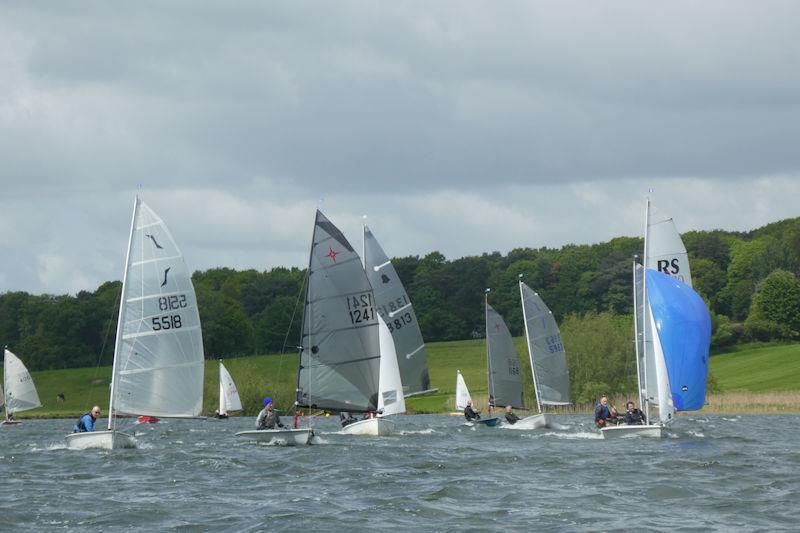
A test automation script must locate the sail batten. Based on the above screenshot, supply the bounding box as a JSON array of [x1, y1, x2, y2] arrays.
[[363, 224, 432, 396]]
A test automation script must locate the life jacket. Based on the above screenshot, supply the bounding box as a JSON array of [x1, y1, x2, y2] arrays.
[[74, 412, 92, 432]]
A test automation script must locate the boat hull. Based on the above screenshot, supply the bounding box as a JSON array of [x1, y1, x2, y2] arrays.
[[235, 428, 313, 446], [466, 416, 500, 427], [509, 413, 550, 429], [341, 417, 394, 436], [600, 424, 666, 439], [1, 420, 21, 426], [64, 430, 137, 450]]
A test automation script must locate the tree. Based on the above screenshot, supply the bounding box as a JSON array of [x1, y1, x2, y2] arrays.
[[744, 270, 800, 340]]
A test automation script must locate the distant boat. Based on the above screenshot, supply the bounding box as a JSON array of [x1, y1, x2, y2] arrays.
[[65, 195, 206, 450], [453, 370, 472, 415], [516, 280, 571, 429], [602, 199, 710, 439], [2, 348, 42, 425], [216, 361, 242, 419], [482, 291, 521, 427], [363, 224, 436, 398]]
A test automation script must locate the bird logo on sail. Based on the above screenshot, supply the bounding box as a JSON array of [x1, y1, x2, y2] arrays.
[[146, 234, 164, 249], [161, 267, 171, 287]]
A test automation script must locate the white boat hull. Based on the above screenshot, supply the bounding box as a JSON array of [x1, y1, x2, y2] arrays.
[[509, 413, 550, 429], [64, 430, 137, 450], [341, 417, 394, 436], [235, 428, 313, 446], [601, 424, 666, 439]]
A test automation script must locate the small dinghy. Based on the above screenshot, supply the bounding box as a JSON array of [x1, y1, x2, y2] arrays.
[[2, 348, 42, 425], [235, 428, 313, 446]]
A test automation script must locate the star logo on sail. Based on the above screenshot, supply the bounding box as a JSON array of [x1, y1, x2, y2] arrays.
[[325, 247, 339, 262]]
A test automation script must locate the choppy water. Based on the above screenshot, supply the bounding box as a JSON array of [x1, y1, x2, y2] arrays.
[[1, 414, 798, 531]]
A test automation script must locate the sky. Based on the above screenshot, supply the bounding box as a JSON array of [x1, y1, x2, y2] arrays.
[[2, 1, 799, 295]]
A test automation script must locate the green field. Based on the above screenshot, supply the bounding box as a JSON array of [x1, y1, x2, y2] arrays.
[[5, 340, 800, 419]]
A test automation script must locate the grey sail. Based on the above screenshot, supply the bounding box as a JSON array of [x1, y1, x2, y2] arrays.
[[520, 282, 571, 406], [297, 210, 381, 412], [486, 303, 525, 409], [633, 264, 648, 411], [363, 225, 432, 396]]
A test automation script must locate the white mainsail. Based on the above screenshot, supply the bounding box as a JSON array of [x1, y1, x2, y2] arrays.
[[219, 361, 242, 414], [646, 199, 692, 287], [109, 196, 205, 424], [377, 316, 406, 417], [455, 370, 472, 411], [3, 349, 42, 414]]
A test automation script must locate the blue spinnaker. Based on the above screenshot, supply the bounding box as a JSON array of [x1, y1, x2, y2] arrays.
[[646, 269, 711, 411]]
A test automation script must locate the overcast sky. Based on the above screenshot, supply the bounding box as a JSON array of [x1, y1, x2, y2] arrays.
[[2, 1, 799, 294]]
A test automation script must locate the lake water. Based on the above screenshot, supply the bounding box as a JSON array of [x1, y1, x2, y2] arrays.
[[1, 414, 798, 531]]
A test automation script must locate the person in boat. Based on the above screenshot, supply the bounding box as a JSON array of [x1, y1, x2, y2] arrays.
[[214, 409, 228, 419], [73, 406, 101, 433], [594, 396, 611, 428], [607, 406, 622, 426], [464, 400, 481, 421], [340, 411, 357, 427], [256, 397, 284, 430], [623, 401, 647, 425], [504, 405, 520, 425], [5, 412, 15, 422]]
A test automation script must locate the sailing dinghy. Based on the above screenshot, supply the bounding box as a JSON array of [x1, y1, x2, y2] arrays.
[[2, 348, 42, 425], [65, 196, 205, 450], [516, 280, 571, 429], [482, 294, 522, 427], [215, 361, 242, 419], [363, 224, 436, 398], [602, 199, 710, 439]]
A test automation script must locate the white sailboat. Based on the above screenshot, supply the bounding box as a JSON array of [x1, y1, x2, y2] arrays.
[[602, 198, 709, 439], [2, 348, 42, 425], [342, 315, 406, 435], [516, 280, 571, 429], [215, 361, 242, 418], [454, 370, 472, 413], [65, 196, 206, 450]]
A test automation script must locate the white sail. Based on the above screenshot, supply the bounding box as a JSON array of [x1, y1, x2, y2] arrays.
[[3, 349, 42, 414], [649, 309, 674, 424], [219, 361, 242, 414], [646, 200, 692, 287], [110, 197, 205, 420], [377, 316, 406, 417], [455, 370, 472, 410]]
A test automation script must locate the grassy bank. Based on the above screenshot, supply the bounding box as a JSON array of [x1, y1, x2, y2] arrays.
[[7, 341, 800, 419]]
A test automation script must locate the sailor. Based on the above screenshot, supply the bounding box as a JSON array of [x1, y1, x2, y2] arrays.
[[594, 396, 611, 428], [256, 397, 284, 430], [623, 401, 647, 425], [339, 411, 357, 427], [464, 400, 481, 421], [504, 405, 521, 425], [73, 406, 101, 432]]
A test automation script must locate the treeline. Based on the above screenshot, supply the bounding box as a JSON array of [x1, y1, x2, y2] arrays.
[[1, 217, 799, 373]]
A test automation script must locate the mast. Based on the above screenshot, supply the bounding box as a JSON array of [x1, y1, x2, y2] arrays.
[[641, 197, 652, 425], [218, 360, 224, 415], [519, 278, 543, 414], [485, 288, 493, 410], [2, 348, 7, 419], [295, 210, 317, 419], [108, 195, 139, 431], [631, 260, 646, 421]]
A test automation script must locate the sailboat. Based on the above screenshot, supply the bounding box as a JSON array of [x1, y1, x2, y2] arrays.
[[363, 224, 436, 397], [2, 348, 42, 425], [65, 196, 206, 450], [453, 370, 472, 415], [215, 361, 242, 418], [602, 199, 710, 439], [482, 293, 523, 427], [516, 280, 571, 429], [341, 315, 406, 435]]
